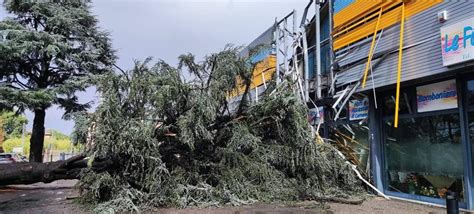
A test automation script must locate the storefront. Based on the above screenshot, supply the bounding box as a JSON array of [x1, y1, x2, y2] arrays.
[[328, 4, 474, 208], [367, 13, 474, 208], [368, 74, 472, 208]]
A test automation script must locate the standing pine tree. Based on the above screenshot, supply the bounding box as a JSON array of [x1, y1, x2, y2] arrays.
[[0, 0, 115, 162]]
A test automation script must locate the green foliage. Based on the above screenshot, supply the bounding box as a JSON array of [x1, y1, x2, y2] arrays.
[[0, 111, 27, 138], [0, 0, 115, 111], [74, 46, 365, 213], [0, 0, 115, 160], [49, 129, 69, 140], [2, 137, 29, 155], [3, 130, 80, 156]]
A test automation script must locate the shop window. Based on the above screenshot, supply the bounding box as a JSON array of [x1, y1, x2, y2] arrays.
[[467, 80, 474, 108], [469, 112, 474, 172], [334, 122, 370, 172], [333, 95, 369, 172], [382, 90, 415, 116], [336, 101, 348, 121], [384, 114, 464, 200], [467, 81, 474, 198]]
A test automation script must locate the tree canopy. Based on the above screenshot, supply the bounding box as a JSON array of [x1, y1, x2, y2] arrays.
[[0, 0, 116, 162], [72, 47, 364, 212]]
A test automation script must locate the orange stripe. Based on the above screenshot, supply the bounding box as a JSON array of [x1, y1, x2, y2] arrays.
[[334, 0, 442, 50], [334, 0, 385, 29], [228, 55, 276, 98]]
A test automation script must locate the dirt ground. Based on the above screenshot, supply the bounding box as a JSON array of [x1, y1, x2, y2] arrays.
[[0, 180, 452, 214]]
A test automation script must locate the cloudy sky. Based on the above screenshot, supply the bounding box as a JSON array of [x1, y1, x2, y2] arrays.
[[1, 0, 310, 134]]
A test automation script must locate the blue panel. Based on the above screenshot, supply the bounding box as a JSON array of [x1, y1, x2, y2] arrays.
[[321, 15, 330, 41], [333, 0, 355, 14], [308, 51, 315, 79], [321, 43, 331, 75], [308, 45, 330, 78], [249, 47, 272, 64]]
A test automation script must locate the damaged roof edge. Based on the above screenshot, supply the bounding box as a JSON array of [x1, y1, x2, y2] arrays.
[[240, 25, 275, 58]]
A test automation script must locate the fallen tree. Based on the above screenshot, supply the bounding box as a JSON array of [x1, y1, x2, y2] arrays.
[[0, 155, 114, 186], [69, 46, 366, 212], [0, 46, 366, 212]]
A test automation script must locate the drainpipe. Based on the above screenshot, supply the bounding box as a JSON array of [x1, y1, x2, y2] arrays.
[[315, 0, 323, 99]]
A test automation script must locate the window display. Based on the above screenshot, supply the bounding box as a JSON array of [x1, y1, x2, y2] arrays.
[[384, 114, 464, 200]]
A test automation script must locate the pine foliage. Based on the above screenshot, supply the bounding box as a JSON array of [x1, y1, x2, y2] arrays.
[[0, 0, 115, 111], [0, 0, 116, 162], [74, 46, 364, 212]]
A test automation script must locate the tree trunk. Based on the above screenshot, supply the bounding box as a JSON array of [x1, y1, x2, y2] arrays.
[[0, 160, 77, 186], [0, 155, 115, 186], [30, 108, 46, 163]]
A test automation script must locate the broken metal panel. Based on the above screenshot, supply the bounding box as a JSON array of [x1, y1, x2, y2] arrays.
[[334, 81, 360, 121], [228, 24, 278, 101], [240, 26, 275, 58]]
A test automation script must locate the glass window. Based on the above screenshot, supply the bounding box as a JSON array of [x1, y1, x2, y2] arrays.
[[308, 51, 315, 79], [308, 44, 331, 77], [469, 111, 474, 199], [467, 80, 474, 108], [321, 14, 330, 41], [331, 99, 350, 122], [466, 81, 474, 193], [321, 43, 331, 75], [384, 114, 465, 200], [335, 122, 370, 172], [382, 90, 415, 116]]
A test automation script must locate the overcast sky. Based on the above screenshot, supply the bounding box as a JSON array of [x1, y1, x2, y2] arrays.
[[1, 0, 310, 135]]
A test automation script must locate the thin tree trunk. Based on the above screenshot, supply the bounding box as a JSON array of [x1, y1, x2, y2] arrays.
[[30, 108, 46, 163]]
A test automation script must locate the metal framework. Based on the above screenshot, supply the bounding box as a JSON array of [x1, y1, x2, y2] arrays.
[[272, 0, 326, 103], [273, 11, 297, 84]]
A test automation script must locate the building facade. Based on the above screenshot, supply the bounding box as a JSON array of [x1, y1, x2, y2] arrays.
[[326, 0, 474, 209], [235, 0, 474, 209]]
